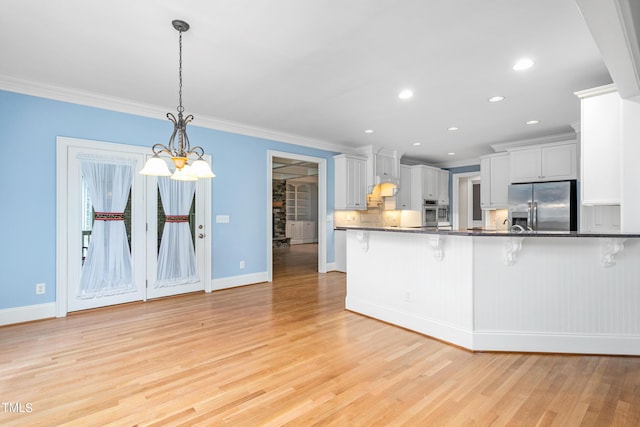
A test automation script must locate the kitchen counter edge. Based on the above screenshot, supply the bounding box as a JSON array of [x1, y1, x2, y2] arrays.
[[334, 226, 640, 238]]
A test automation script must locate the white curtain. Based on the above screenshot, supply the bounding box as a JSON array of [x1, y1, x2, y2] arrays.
[[79, 159, 135, 298], [155, 177, 198, 287]]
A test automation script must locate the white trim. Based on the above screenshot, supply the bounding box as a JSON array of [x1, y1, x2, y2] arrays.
[[0, 303, 55, 326], [451, 171, 481, 231], [490, 131, 576, 153], [346, 297, 475, 350], [325, 262, 337, 272], [56, 137, 151, 317], [574, 83, 618, 99], [0, 74, 352, 155], [267, 150, 328, 282], [210, 272, 269, 291], [473, 331, 640, 356]]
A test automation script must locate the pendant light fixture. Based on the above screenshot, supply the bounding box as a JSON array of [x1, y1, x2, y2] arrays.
[[140, 19, 215, 181]]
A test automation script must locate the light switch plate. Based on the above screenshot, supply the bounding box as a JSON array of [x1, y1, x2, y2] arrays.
[[216, 215, 230, 223]]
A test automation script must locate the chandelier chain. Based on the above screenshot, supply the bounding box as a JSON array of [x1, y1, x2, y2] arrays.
[[178, 29, 184, 113]]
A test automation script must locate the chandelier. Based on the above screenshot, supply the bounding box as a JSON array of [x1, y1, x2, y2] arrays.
[[140, 19, 215, 181]]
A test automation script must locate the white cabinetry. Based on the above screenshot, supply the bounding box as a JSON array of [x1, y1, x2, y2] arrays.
[[396, 165, 412, 209], [509, 143, 577, 183], [358, 146, 402, 192], [286, 182, 313, 220], [334, 229, 346, 272], [576, 86, 621, 204], [410, 165, 443, 209], [334, 154, 367, 210], [480, 153, 509, 209], [286, 220, 317, 244], [438, 170, 449, 205], [581, 205, 620, 233]]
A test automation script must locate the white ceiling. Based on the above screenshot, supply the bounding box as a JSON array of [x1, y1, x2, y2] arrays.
[[0, 0, 612, 165]]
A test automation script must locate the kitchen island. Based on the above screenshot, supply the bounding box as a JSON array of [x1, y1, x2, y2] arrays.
[[338, 226, 640, 355]]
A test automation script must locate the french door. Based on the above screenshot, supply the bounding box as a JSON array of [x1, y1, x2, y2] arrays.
[[57, 137, 210, 315]]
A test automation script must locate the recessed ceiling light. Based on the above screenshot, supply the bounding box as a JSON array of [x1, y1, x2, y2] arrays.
[[398, 89, 414, 99], [526, 120, 540, 125], [447, 126, 459, 131], [364, 129, 374, 134], [488, 96, 505, 103], [412, 142, 421, 146], [448, 152, 456, 156], [513, 58, 534, 71]]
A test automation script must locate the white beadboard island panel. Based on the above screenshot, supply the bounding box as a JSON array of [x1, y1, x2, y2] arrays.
[[472, 236, 640, 354], [345, 230, 474, 349], [343, 228, 640, 355]]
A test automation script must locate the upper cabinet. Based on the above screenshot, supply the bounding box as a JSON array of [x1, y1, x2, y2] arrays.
[[480, 153, 509, 209], [358, 146, 402, 192], [576, 85, 621, 205], [334, 154, 367, 210], [410, 165, 443, 209], [509, 142, 577, 183], [438, 169, 449, 206], [396, 165, 412, 209]]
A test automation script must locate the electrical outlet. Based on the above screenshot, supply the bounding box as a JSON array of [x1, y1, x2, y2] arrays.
[[239, 260, 245, 269], [36, 283, 46, 295], [404, 291, 411, 302]]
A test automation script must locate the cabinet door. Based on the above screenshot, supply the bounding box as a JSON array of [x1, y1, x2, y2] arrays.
[[376, 155, 396, 179], [480, 157, 491, 209], [348, 157, 367, 209], [489, 154, 509, 207], [423, 168, 439, 199], [397, 165, 412, 209], [541, 144, 576, 181], [510, 148, 541, 182], [438, 170, 449, 205], [335, 155, 367, 210]]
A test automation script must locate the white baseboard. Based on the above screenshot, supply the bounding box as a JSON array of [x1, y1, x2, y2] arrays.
[[0, 303, 56, 326], [473, 331, 640, 356], [346, 297, 474, 350], [346, 296, 640, 355], [325, 262, 337, 272], [210, 272, 269, 291]]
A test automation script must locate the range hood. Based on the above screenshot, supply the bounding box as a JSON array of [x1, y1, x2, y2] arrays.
[[369, 175, 399, 197]]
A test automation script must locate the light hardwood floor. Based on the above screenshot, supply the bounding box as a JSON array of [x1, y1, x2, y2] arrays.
[[2, 243, 640, 426]]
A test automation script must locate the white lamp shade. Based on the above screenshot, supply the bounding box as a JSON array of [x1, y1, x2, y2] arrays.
[[171, 164, 198, 181], [140, 156, 172, 176], [190, 158, 216, 178]]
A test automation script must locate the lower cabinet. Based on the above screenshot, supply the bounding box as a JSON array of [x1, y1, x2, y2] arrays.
[[286, 220, 317, 244]]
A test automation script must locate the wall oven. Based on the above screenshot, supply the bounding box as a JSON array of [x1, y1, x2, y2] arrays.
[[423, 199, 438, 227]]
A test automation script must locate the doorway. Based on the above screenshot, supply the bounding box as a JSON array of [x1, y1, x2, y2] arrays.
[[56, 137, 211, 316], [452, 172, 482, 230], [266, 151, 327, 282]]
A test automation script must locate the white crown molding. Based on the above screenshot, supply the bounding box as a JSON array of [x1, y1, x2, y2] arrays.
[[574, 83, 617, 99], [0, 74, 353, 154], [434, 157, 482, 169], [490, 131, 577, 153]]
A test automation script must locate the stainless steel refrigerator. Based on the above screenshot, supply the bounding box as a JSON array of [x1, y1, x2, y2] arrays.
[[508, 180, 577, 231]]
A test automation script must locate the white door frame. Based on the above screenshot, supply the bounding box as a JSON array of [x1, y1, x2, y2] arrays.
[[451, 171, 481, 231], [266, 150, 327, 282], [56, 136, 212, 317]]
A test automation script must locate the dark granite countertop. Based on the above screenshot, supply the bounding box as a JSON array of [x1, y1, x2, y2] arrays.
[[334, 225, 640, 238]]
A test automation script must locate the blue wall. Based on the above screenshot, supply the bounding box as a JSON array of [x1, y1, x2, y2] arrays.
[[0, 90, 337, 310]]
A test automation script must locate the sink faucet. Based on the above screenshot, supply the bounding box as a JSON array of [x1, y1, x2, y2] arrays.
[[503, 218, 511, 226], [511, 224, 525, 233]]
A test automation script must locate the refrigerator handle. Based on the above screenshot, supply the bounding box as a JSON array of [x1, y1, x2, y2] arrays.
[[533, 202, 538, 230], [527, 202, 532, 229]]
